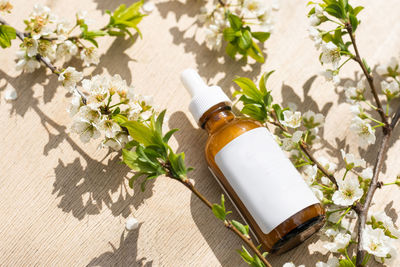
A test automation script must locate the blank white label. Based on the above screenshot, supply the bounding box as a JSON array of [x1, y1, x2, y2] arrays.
[[214, 127, 319, 234]]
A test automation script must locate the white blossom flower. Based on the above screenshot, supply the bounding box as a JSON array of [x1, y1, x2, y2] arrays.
[[360, 167, 373, 180], [350, 104, 363, 115], [376, 57, 399, 76], [362, 225, 392, 258], [83, 75, 109, 108], [381, 80, 400, 100], [321, 70, 340, 85], [332, 176, 363, 206], [350, 116, 376, 147], [56, 40, 78, 62], [340, 149, 366, 168], [23, 38, 38, 57], [303, 164, 317, 185], [315, 257, 339, 267], [80, 47, 100, 66], [281, 110, 302, 128], [68, 92, 83, 117], [28, 4, 55, 40], [0, 0, 12, 13], [344, 79, 366, 103], [76, 10, 88, 22], [103, 132, 129, 150], [59, 67, 83, 92], [71, 119, 101, 143], [77, 105, 101, 123], [321, 42, 341, 69], [308, 27, 322, 49], [125, 216, 139, 231], [323, 231, 352, 253], [282, 130, 302, 151], [318, 156, 337, 174], [204, 24, 223, 51], [15, 50, 41, 73], [258, 8, 274, 32], [4, 87, 17, 101], [311, 186, 324, 201], [197, 6, 209, 24], [303, 110, 324, 128], [107, 74, 128, 97], [368, 210, 400, 238], [97, 118, 121, 138], [309, 5, 324, 26], [142, 1, 155, 13], [242, 0, 267, 17], [37, 40, 57, 61]]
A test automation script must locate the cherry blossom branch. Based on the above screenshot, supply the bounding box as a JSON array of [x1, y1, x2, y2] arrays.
[[299, 142, 338, 188], [178, 179, 272, 267], [345, 22, 388, 127], [0, 17, 87, 103], [269, 110, 338, 187]]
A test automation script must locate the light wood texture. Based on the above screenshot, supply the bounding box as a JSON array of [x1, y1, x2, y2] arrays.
[[1, 0, 399, 266]]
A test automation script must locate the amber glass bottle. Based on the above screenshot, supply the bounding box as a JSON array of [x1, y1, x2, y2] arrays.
[[181, 69, 325, 254]]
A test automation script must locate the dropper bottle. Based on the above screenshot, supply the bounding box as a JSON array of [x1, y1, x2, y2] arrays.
[[181, 69, 325, 254]]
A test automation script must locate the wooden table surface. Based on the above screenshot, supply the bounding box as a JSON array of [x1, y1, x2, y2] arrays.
[[1, 0, 399, 266]]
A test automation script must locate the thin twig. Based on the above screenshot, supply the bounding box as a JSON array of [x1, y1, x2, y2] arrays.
[[180, 179, 272, 267], [0, 17, 87, 104], [345, 22, 388, 127], [300, 142, 338, 188]]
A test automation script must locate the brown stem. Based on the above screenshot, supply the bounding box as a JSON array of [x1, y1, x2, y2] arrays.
[[355, 132, 391, 266], [0, 17, 87, 104], [300, 142, 338, 188], [345, 23, 388, 127], [179, 179, 272, 267]]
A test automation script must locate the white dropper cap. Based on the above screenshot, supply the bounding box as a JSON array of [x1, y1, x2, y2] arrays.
[[180, 69, 231, 123]]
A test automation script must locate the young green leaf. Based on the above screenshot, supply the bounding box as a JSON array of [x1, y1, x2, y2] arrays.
[[0, 25, 16, 48]]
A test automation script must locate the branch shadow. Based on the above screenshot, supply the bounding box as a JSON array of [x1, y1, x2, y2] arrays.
[[87, 225, 153, 267]]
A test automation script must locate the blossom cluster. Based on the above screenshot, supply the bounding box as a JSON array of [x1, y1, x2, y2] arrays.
[[197, 0, 278, 62], [62, 71, 155, 150], [15, 4, 99, 73]]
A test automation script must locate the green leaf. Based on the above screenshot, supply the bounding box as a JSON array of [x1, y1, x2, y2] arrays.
[[231, 220, 249, 236], [122, 120, 154, 146], [241, 105, 266, 122], [238, 30, 252, 50], [113, 114, 129, 125], [339, 259, 355, 267], [247, 41, 265, 63], [349, 14, 358, 31], [362, 58, 371, 74], [212, 204, 226, 221], [259, 71, 274, 95], [272, 104, 284, 120], [325, 4, 344, 19], [352, 6, 364, 16], [163, 128, 178, 143], [0, 25, 16, 48], [233, 77, 262, 101], [122, 149, 139, 171], [252, 31, 270, 43], [237, 246, 253, 263], [223, 27, 236, 42], [227, 13, 242, 31], [226, 42, 237, 59], [155, 110, 166, 135]]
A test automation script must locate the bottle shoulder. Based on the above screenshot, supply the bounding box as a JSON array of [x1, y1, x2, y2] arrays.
[[205, 117, 263, 160]]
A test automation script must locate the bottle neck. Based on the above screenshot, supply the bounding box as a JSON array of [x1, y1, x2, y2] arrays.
[[199, 102, 235, 134]]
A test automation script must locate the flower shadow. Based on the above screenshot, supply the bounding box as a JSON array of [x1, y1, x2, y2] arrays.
[[87, 225, 153, 266]]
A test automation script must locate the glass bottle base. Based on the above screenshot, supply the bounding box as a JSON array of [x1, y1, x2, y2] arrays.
[[270, 214, 326, 254]]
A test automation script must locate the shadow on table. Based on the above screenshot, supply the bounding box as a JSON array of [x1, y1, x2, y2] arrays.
[[87, 225, 153, 267], [167, 75, 340, 266]]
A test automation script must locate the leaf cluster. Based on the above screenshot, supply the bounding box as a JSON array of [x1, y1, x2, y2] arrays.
[[233, 71, 284, 122], [119, 110, 192, 191], [223, 13, 270, 63], [105, 1, 146, 40], [0, 25, 16, 48], [238, 245, 268, 267]]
